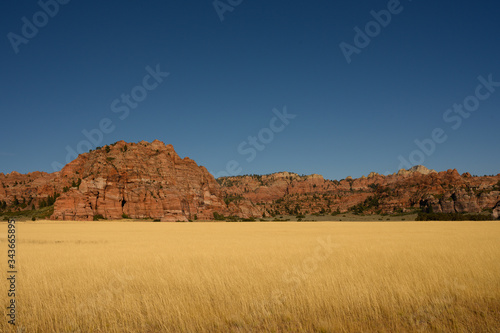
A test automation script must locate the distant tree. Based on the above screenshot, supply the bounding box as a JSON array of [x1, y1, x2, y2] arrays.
[[46, 193, 60, 206], [416, 212, 491, 221], [70, 178, 82, 189], [213, 212, 225, 221]]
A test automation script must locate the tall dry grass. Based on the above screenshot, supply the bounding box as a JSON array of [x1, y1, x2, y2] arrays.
[[1, 221, 499, 332]]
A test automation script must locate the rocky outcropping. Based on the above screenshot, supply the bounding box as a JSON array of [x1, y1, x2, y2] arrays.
[[0, 140, 261, 221], [493, 201, 500, 220], [51, 140, 261, 221], [219, 167, 500, 218], [0, 171, 69, 210], [1, 143, 498, 221], [397, 165, 437, 176]]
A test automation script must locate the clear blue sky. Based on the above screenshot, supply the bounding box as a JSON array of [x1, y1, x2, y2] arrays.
[[1, 0, 499, 180]]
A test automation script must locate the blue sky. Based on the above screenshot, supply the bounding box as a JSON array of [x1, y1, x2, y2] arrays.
[[1, 0, 499, 180]]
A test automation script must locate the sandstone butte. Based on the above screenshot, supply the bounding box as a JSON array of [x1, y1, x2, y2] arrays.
[[0, 140, 499, 221]]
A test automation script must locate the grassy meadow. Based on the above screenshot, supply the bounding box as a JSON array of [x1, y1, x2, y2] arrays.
[[1, 220, 499, 332]]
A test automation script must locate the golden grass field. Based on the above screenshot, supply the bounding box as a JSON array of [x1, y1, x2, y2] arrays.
[[1, 220, 499, 332]]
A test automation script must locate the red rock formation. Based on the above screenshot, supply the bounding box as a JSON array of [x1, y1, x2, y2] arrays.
[[493, 201, 500, 219], [0, 141, 498, 221], [50, 140, 261, 221], [0, 140, 262, 221], [0, 170, 70, 210], [219, 167, 500, 218]]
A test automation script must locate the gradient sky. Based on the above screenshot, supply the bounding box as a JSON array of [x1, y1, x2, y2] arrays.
[[1, 0, 499, 180]]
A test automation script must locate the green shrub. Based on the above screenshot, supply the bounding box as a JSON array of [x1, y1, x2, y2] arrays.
[[213, 212, 225, 221], [331, 208, 341, 216], [224, 196, 243, 206], [416, 212, 492, 221], [71, 178, 82, 189]]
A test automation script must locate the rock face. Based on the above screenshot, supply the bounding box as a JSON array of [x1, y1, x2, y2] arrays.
[[1, 145, 499, 221], [0, 171, 69, 210], [51, 140, 261, 221], [493, 202, 500, 220], [219, 167, 500, 218], [0, 140, 261, 221], [397, 165, 436, 176]]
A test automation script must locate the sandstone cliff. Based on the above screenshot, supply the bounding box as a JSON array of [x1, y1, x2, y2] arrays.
[[0, 140, 261, 221], [0, 141, 498, 221], [218, 168, 500, 218]]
